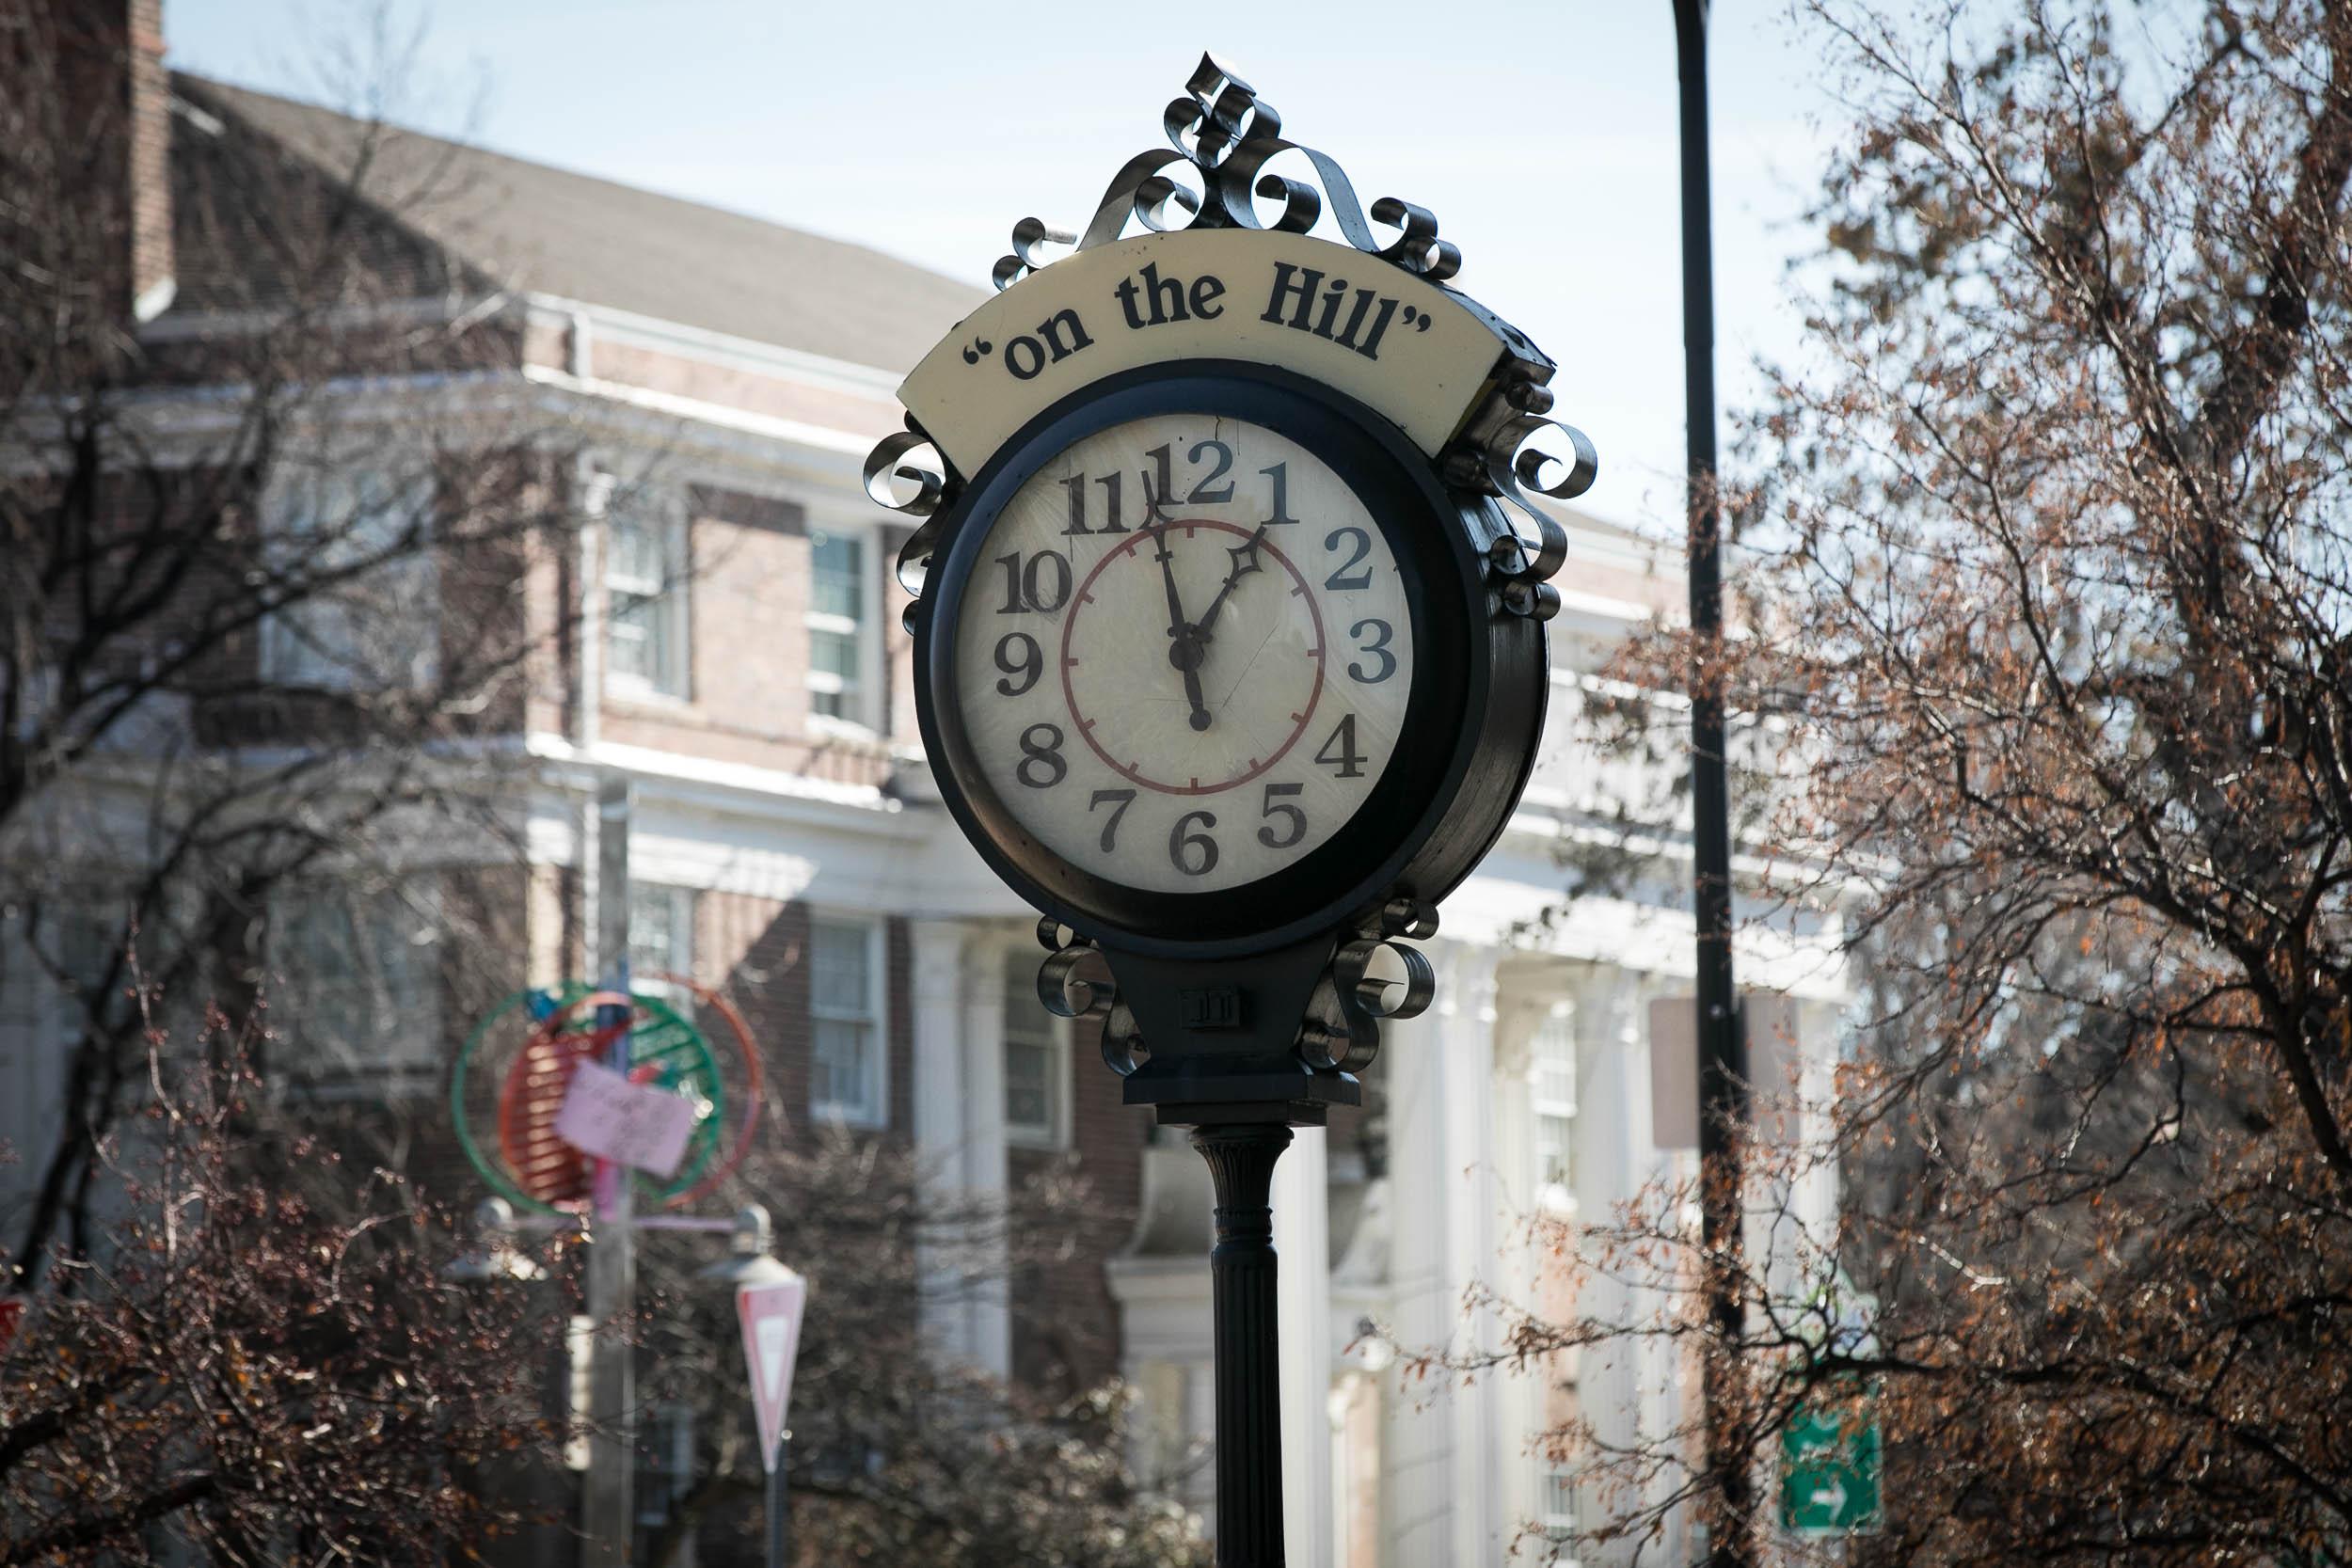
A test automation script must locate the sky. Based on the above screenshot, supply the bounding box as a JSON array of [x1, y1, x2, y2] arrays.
[[163, 0, 1845, 539]]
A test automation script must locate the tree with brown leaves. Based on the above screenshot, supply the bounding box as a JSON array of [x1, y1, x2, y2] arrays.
[[1444, 2, 2352, 1561], [0, 1022, 568, 1567]]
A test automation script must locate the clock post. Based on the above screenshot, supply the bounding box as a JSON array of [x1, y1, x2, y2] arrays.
[[867, 56, 1594, 1565]]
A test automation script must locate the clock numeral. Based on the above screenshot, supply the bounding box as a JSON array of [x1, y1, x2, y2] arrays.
[[1315, 714, 1367, 779], [1060, 471, 1128, 535], [1261, 463, 1300, 525], [1016, 722, 1066, 788], [1168, 810, 1220, 877], [995, 548, 1072, 614], [1141, 440, 1239, 514], [1347, 618, 1396, 683], [1324, 526, 1374, 591], [1186, 438, 1234, 502], [1089, 787, 1136, 851], [993, 631, 1041, 696], [1257, 782, 1307, 848]]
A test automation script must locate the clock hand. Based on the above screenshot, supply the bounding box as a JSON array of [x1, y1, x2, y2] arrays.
[[1191, 523, 1270, 643], [1148, 519, 1215, 733], [1149, 520, 1191, 641]]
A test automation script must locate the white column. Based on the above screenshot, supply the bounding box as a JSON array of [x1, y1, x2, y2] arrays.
[[1438, 942, 1504, 1568], [959, 929, 1013, 1378], [1274, 1123, 1331, 1566], [910, 920, 973, 1365], [1375, 994, 1452, 1564], [1572, 965, 1686, 1564], [1487, 974, 1546, 1547]]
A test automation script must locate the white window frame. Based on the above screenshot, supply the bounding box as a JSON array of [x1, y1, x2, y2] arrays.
[[259, 463, 440, 692], [1530, 1004, 1577, 1204], [1002, 947, 1070, 1149], [598, 470, 691, 701], [804, 519, 882, 735], [1539, 1459, 1580, 1547], [808, 915, 886, 1129], [628, 882, 694, 1005], [266, 880, 443, 1100]]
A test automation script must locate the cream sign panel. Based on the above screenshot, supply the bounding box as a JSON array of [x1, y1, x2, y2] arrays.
[[898, 229, 1519, 475]]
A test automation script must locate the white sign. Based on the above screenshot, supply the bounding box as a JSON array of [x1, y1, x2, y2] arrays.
[[898, 229, 1522, 475], [1648, 991, 1803, 1150], [737, 1276, 807, 1473], [551, 1060, 699, 1177]]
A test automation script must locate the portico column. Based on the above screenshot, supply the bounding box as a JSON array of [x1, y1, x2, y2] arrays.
[[1438, 941, 1504, 1567], [911, 920, 975, 1365], [1273, 1120, 1331, 1566], [960, 928, 1013, 1378]]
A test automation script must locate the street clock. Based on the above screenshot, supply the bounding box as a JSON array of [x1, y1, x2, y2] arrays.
[[868, 57, 1592, 1124]]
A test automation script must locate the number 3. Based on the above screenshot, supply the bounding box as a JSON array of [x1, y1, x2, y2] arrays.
[[1347, 618, 1395, 683]]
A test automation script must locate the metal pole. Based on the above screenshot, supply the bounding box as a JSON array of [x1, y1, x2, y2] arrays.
[[583, 778, 637, 1568], [1190, 1123, 1292, 1567], [1673, 5, 1755, 1565], [765, 1434, 790, 1568]]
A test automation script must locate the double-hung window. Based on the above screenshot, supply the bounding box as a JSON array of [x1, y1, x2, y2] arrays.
[[806, 528, 866, 723], [628, 883, 694, 1003], [1540, 1460, 1579, 1544], [810, 919, 882, 1126], [1003, 947, 1068, 1148], [269, 881, 442, 1096], [1530, 1006, 1577, 1196], [262, 464, 438, 690], [602, 474, 689, 698]]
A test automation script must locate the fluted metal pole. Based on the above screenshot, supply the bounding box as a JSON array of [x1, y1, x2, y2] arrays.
[[1190, 1123, 1293, 1567]]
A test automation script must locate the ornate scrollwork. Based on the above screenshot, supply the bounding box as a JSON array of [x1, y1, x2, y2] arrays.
[[1034, 918, 1146, 1078], [1294, 897, 1438, 1073], [865, 421, 961, 631], [1447, 372, 1597, 623], [992, 54, 1464, 293]]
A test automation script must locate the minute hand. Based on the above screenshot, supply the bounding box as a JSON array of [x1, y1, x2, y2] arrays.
[[1191, 524, 1270, 642]]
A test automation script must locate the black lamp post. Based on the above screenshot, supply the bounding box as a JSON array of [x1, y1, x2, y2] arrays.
[[1672, 5, 1756, 1565]]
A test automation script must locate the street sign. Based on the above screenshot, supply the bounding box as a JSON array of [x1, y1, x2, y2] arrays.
[[737, 1276, 807, 1474], [1780, 1400, 1883, 1535], [553, 1058, 700, 1177]]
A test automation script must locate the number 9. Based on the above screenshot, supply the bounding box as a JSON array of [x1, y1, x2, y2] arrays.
[[994, 631, 1042, 696]]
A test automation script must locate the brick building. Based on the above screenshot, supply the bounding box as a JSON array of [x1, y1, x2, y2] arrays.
[[0, 16, 1846, 1561]]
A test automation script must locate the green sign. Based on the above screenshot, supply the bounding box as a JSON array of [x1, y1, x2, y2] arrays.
[[1780, 1402, 1883, 1535]]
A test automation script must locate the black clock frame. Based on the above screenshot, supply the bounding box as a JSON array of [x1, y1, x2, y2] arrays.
[[912, 359, 1548, 964]]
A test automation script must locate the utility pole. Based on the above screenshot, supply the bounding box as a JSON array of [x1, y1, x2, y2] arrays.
[[583, 777, 637, 1568], [1673, 4, 1756, 1565]]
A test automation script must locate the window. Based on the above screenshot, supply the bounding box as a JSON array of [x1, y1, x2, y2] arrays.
[[261, 465, 438, 690], [628, 883, 693, 1002], [1539, 1461, 1579, 1543], [1531, 1006, 1576, 1192], [1003, 948, 1067, 1147], [269, 882, 442, 1095], [806, 529, 866, 723], [602, 475, 688, 697], [810, 919, 882, 1125]]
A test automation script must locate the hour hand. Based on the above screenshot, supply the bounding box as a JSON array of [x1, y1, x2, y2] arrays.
[[1149, 524, 1215, 732]]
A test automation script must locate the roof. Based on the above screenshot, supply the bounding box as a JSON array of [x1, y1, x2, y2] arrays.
[[173, 73, 986, 377]]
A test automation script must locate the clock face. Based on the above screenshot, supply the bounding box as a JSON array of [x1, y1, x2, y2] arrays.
[[951, 413, 1416, 894]]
